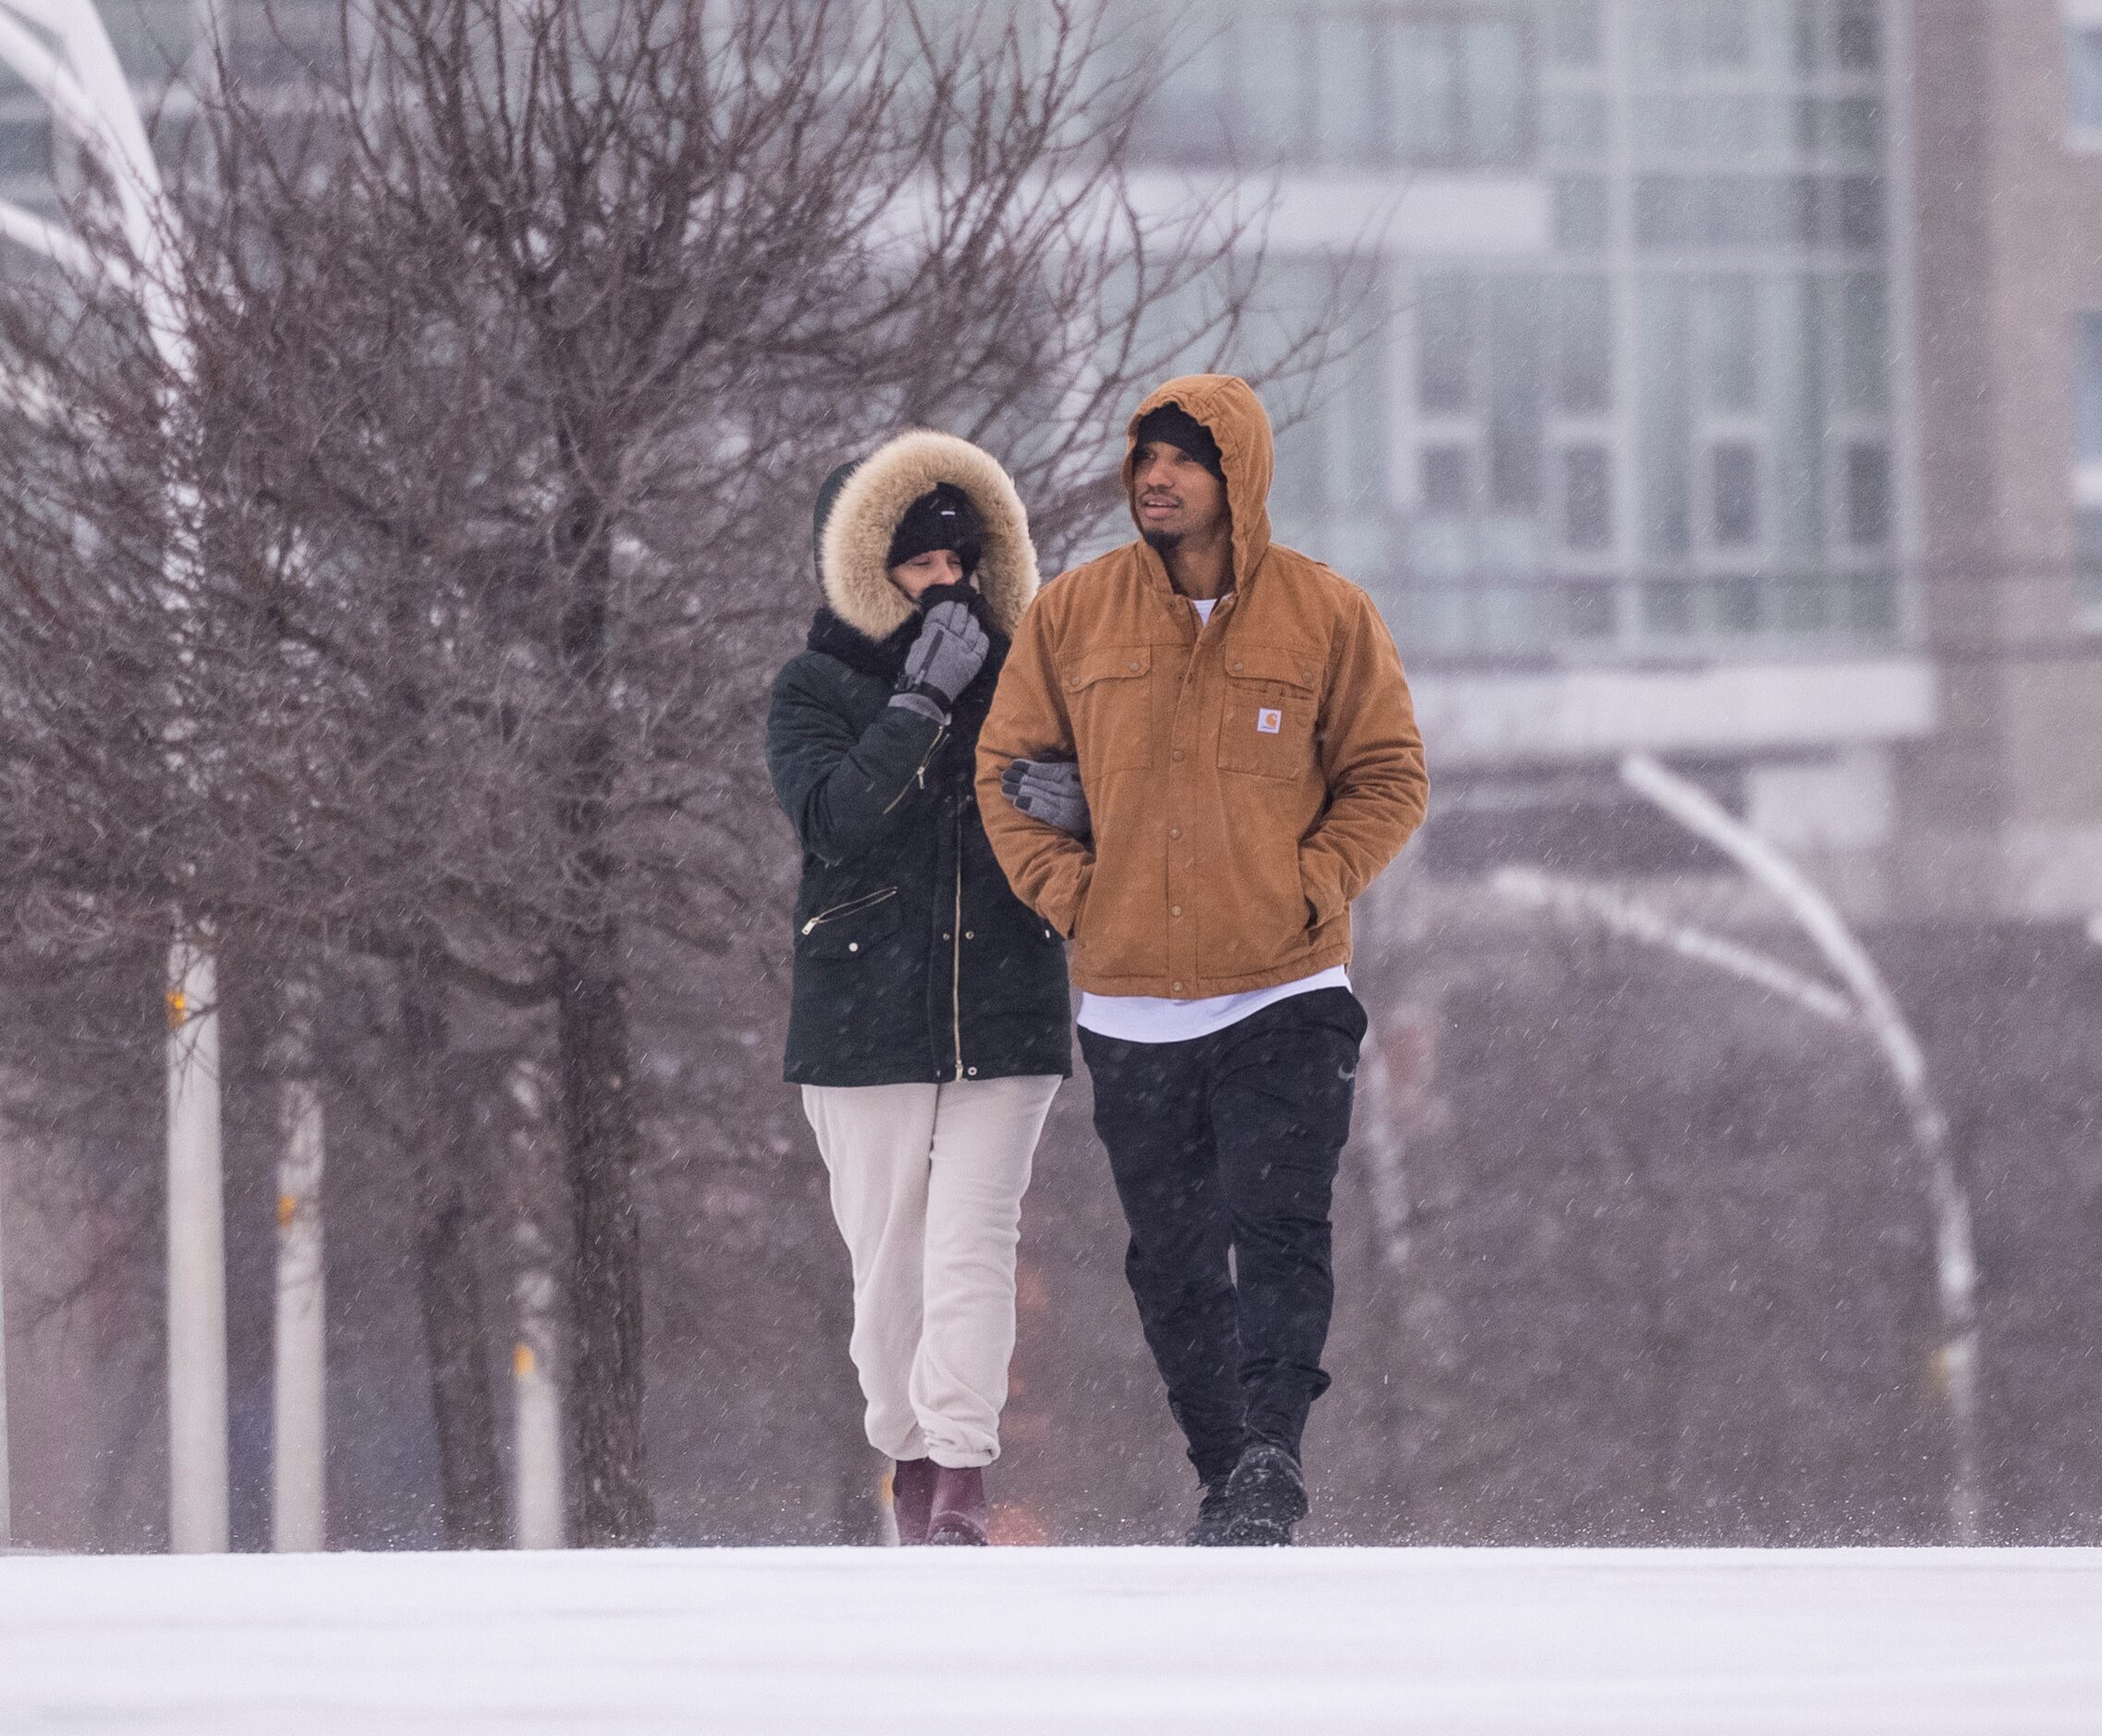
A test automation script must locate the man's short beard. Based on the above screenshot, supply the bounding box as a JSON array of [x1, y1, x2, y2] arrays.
[[1142, 527, 1183, 554]]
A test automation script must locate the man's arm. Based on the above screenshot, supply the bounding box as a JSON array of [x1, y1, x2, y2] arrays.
[[1300, 588, 1429, 925], [976, 594, 1094, 936]]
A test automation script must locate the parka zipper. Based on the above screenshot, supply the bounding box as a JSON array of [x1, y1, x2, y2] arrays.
[[801, 886, 898, 936], [883, 725, 947, 815], [950, 802, 965, 1080]]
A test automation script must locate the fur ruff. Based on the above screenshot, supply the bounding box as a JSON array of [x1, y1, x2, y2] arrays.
[[819, 431, 1038, 642]]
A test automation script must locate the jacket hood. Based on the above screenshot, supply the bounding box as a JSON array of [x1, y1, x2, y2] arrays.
[[1122, 373, 1275, 591], [816, 431, 1038, 643]]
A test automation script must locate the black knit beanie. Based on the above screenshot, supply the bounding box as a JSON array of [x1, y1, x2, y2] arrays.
[[1133, 402, 1226, 480], [886, 483, 984, 576]]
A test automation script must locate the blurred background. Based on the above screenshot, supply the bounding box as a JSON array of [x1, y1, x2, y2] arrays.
[[1, 0, 2098, 1551]]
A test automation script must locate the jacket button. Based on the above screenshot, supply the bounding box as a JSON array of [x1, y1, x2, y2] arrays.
[[967, 1066, 978, 1077], [1171, 982, 1183, 994], [848, 942, 859, 952], [1129, 658, 1142, 671], [941, 932, 951, 941], [964, 930, 974, 940], [1169, 826, 1180, 839], [1171, 906, 1182, 917], [1171, 749, 1184, 762], [1231, 661, 1244, 672]]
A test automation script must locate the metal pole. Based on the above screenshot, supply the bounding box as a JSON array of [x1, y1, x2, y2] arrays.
[[511, 1223, 564, 1549], [1620, 752, 1984, 1544], [165, 936, 228, 1553], [272, 984, 326, 1552], [0, 1140, 12, 1551], [507, 1063, 563, 1548]]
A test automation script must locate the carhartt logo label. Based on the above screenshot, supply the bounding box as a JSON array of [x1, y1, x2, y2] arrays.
[[1256, 707, 1282, 734]]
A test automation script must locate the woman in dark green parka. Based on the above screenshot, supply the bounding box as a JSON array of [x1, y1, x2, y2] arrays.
[[766, 432, 1069, 1547]]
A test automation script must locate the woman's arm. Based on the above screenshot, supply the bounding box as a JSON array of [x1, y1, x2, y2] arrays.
[[766, 657, 947, 866]]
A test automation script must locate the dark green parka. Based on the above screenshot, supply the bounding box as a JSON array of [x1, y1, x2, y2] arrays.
[[765, 432, 1071, 1088]]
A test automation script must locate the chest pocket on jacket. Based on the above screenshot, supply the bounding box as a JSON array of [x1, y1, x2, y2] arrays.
[[1217, 646, 1321, 780], [1061, 645, 1153, 775]]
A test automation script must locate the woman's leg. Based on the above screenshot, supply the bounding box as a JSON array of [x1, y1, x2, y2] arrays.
[[910, 1073, 1063, 1468], [800, 1082, 941, 1462]]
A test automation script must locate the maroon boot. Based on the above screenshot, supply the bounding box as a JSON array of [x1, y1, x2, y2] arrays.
[[892, 1458, 938, 1547], [926, 1464, 988, 1546]]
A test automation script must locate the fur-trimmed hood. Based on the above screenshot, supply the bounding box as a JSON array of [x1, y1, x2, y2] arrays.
[[817, 431, 1038, 642]]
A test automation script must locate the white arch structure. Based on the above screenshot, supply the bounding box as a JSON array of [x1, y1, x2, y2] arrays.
[[0, 0, 234, 1555]]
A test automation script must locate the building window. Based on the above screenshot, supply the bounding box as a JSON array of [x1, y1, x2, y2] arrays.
[[1701, 275, 1760, 413], [2080, 313, 2102, 461], [2073, 27, 2102, 143], [1563, 446, 1614, 549], [1845, 445, 1890, 546], [1546, 0, 1603, 67], [1555, 176, 1610, 250], [1423, 446, 1472, 514], [1833, 2, 1880, 71], [2074, 312, 2102, 622], [1418, 275, 1474, 413], [1711, 442, 1760, 545], [1553, 275, 1613, 413], [2079, 507, 2102, 620]]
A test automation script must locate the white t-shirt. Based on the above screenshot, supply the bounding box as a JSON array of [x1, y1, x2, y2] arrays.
[[1074, 595, 1352, 1045]]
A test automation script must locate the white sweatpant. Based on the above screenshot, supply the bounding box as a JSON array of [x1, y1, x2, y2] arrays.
[[801, 1074, 1061, 1468]]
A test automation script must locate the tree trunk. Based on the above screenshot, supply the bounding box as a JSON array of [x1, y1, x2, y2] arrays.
[[554, 935, 653, 1546], [549, 477, 654, 1547], [415, 1179, 507, 1547], [402, 960, 507, 1548]]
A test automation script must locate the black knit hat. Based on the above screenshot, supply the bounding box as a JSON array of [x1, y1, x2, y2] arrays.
[[1133, 402, 1226, 480], [886, 483, 984, 576]]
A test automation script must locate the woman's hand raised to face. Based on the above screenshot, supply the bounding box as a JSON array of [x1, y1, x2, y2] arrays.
[[891, 596, 990, 721]]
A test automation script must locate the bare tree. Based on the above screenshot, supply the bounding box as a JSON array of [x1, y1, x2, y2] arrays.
[[0, 0, 1321, 1543]]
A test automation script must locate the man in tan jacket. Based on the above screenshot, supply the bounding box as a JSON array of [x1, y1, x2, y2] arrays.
[[977, 374, 1427, 1543]]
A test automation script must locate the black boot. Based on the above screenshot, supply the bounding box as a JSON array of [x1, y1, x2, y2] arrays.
[[1222, 1444, 1307, 1546], [1184, 1478, 1235, 1547]]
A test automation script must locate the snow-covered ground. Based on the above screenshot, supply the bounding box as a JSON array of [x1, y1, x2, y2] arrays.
[[0, 1547, 2097, 1733]]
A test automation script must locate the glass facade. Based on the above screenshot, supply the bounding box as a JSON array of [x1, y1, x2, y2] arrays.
[[2071, 25, 2102, 141], [1135, 4, 1534, 168], [2079, 312, 2102, 618], [1135, 1, 1907, 666]]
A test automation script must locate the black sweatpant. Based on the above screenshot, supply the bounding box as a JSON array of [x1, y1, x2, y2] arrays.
[[1079, 986, 1367, 1489]]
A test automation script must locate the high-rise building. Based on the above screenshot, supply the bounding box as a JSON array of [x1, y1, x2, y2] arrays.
[[1132, 0, 2102, 923]]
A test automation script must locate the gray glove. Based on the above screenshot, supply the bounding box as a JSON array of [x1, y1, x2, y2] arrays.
[[1000, 758, 1090, 837], [890, 599, 989, 722]]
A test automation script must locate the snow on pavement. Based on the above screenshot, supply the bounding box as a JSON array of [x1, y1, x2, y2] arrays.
[[1, 1546, 2098, 1734]]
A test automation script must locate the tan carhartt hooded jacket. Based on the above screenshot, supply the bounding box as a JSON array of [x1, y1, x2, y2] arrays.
[[975, 374, 1428, 998]]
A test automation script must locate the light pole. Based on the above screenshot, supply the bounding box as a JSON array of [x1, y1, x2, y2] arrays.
[[507, 1064, 563, 1549], [1617, 752, 1983, 1544], [272, 981, 326, 1551], [0, 1140, 11, 1550], [0, 0, 231, 1553]]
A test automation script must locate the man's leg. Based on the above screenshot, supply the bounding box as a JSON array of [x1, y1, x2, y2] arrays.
[[1080, 1026, 1245, 1489], [1208, 988, 1367, 1464]]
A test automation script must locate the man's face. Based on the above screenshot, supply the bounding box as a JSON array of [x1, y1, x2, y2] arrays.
[[1132, 439, 1228, 551]]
